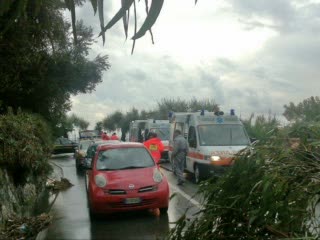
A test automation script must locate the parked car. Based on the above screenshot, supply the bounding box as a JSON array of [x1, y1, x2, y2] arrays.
[[76, 139, 120, 169], [74, 139, 95, 169], [52, 137, 78, 154], [85, 142, 169, 218], [79, 130, 101, 140], [83, 140, 120, 168]]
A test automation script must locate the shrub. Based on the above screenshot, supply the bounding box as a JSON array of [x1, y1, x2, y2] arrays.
[[168, 123, 320, 239], [0, 109, 52, 186]]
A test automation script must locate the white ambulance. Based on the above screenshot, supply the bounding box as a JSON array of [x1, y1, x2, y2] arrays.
[[128, 120, 148, 142], [129, 119, 170, 160], [168, 110, 251, 183]]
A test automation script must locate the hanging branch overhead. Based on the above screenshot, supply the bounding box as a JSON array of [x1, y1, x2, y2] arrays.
[[121, 0, 130, 39], [132, 0, 164, 40], [0, 0, 197, 51], [64, 0, 77, 44], [100, 0, 134, 36], [97, 0, 105, 44], [89, 0, 98, 14], [131, 0, 137, 54]]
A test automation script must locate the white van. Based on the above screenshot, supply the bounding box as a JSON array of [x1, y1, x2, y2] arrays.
[[129, 119, 170, 160], [168, 110, 250, 183], [128, 120, 148, 142]]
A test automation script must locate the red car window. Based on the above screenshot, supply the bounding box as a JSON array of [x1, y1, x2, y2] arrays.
[[96, 147, 155, 171]]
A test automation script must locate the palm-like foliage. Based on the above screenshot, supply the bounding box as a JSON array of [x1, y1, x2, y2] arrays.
[[168, 123, 320, 239], [0, 0, 175, 52], [242, 113, 280, 142]]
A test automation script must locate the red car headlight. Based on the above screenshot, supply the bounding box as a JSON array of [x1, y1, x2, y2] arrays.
[[153, 168, 163, 183], [95, 174, 107, 188]]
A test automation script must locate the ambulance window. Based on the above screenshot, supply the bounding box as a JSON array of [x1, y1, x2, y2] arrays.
[[188, 126, 197, 148], [130, 127, 138, 142], [138, 128, 144, 143], [175, 123, 184, 132]]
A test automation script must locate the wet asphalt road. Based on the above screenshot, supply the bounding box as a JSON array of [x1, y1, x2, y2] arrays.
[[46, 154, 202, 240]]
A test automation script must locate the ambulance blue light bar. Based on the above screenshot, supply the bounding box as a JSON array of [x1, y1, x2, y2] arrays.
[[214, 111, 224, 116]]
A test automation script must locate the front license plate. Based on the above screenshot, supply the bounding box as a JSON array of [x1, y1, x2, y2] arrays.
[[124, 198, 141, 204]]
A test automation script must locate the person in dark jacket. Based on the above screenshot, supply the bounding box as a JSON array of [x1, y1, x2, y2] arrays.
[[172, 129, 189, 185]]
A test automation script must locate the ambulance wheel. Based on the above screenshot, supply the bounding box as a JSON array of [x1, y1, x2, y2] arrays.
[[160, 207, 168, 214], [194, 164, 202, 184]]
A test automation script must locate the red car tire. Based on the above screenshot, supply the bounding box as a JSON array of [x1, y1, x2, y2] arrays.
[[159, 207, 168, 214]]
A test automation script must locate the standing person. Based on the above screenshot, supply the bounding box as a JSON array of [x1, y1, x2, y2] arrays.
[[172, 129, 189, 185], [144, 132, 164, 164], [111, 132, 119, 140], [102, 132, 110, 140]]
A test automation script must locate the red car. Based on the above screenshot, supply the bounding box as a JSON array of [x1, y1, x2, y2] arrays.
[[86, 142, 169, 218]]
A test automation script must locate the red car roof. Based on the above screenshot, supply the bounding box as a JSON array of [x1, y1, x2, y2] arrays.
[[97, 141, 144, 151]]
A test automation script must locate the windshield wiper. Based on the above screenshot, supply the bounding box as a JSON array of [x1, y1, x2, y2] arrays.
[[116, 166, 147, 170]]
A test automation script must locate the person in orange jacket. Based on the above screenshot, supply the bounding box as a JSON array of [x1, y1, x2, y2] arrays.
[[110, 132, 119, 140], [101, 132, 110, 140], [143, 132, 164, 164]]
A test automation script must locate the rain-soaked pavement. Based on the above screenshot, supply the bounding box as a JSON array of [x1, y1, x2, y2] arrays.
[[46, 154, 202, 240]]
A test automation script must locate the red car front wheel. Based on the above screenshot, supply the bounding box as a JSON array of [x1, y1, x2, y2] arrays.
[[159, 207, 168, 214]]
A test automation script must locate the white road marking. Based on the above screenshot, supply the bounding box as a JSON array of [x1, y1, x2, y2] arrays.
[[168, 182, 204, 210]]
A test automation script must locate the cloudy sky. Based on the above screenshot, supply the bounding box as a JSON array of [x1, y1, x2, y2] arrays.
[[70, 0, 320, 127]]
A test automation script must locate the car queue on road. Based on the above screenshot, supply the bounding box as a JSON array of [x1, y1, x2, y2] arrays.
[[52, 109, 251, 219]]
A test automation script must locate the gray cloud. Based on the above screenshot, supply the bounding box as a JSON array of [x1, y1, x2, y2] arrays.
[[228, 0, 320, 34], [70, 0, 320, 127]]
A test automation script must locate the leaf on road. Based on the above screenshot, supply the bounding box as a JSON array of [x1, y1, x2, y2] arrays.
[[169, 192, 178, 200]]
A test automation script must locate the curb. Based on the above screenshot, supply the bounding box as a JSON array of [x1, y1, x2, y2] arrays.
[[160, 163, 173, 172], [36, 228, 48, 240], [35, 161, 64, 240]]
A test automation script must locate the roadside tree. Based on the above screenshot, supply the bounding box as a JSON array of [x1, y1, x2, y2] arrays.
[[0, 0, 109, 131], [99, 98, 219, 140], [283, 96, 320, 123], [242, 113, 280, 142]]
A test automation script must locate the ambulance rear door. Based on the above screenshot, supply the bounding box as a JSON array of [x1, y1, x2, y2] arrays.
[[185, 123, 198, 173]]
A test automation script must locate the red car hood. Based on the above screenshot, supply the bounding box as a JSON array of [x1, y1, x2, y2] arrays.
[[100, 167, 158, 190]]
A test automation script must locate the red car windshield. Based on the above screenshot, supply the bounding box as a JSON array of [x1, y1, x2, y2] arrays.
[[96, 147, 155, 171]]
